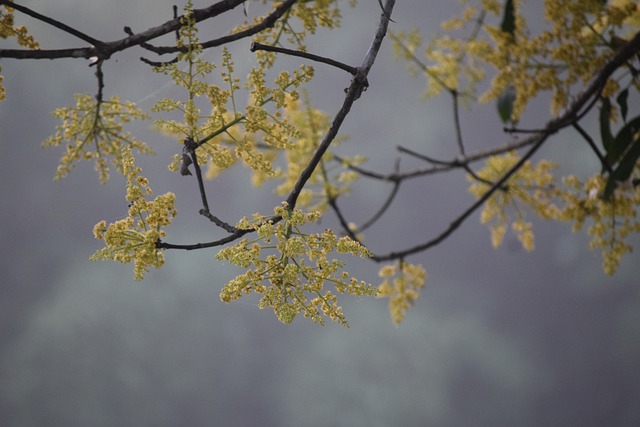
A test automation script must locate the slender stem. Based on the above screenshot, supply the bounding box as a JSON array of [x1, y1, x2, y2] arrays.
[[250, 42, 358, 75], [451, 91, 465, 156], [572, 122, 612, 174], [184, 138, 237, 233]]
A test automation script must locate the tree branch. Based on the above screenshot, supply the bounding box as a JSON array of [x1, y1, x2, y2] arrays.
[[250, 42, 357, 75], [183, 138, 238, 233], [354, 169, 401, 233]]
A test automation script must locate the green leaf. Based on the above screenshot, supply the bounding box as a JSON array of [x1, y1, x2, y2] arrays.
[[500, 0, 515, 37], [603, 138, 640, 200], [616, 88, 629, 122], [603, 116, 640, 200], [497, 85, 516, 124], [605, 115, 640, 166], [600, 97, 614, 153]]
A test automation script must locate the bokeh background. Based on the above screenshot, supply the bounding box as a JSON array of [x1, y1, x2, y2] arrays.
[[1, 1, 639, 426]]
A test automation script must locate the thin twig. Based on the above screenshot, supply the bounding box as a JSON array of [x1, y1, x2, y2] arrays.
[[184, 138, 237, 233], [157, 227, 253, 250], [397, 145, 500, 187], [250, 42, 358, 75], [123, 26, 179, 66], [397, 145, 454, 166], [345, 137, 538, 182], [328, 196, 361, 243], [355, 161, 402, 232], [572, 122, 612, 174], [451, 90, 466, 156]]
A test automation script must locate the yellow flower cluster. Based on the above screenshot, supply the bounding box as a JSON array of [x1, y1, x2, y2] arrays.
[[153, 5, 315, 187], [391, 27, 490, 100], [557, 174, 640, 275], [1, 2, 40, 101], [42, 93, 151, 184], [235, 0, 353, 67], [470, 152, 640, 274], [90, 148, 177, 280], [153, 5, 215, 139], [469, 151, 558, 252], [377, 261, 427, 325], [393, 0, 640, 119], [216, 203, 374, 326]]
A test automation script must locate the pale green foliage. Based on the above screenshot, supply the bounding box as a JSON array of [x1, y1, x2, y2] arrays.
[[90, 147, 177, 280], [217, 203, 374, 326], [42, 93, 152, 184]]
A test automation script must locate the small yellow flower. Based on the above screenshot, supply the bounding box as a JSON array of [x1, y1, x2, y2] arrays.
[[377, 261, 427, 325], [90, 148, 177, 280], [216, 203, 374, 326]]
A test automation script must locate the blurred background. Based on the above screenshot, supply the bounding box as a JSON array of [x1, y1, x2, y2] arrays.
[[1, 1, 639, 426]]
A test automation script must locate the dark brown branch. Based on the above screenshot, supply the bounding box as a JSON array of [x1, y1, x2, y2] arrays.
[[157, 227, 254, 250], [397, 145, 454, 166], [123, 26, 179, 66], [328, 197, 361, 243], [451, 90, 466, 156], [397, 145, 498, 187], [342, 137, 538, 182], [250, 42, 358, 75], [355, 161, 402, 233], [328, 160, 400, 241], [184, 138, 237, 233], [572, 122, 612, 174], [134, 6, 181, 66]]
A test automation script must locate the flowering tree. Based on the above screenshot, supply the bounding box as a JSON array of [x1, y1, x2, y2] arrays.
[[1, 0, 639, 325]]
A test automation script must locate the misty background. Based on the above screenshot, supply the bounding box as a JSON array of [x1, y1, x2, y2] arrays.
[[1, 1, 639, 426]]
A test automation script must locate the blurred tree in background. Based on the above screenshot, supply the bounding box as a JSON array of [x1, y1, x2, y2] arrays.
[[1, 0, 640, 326]]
